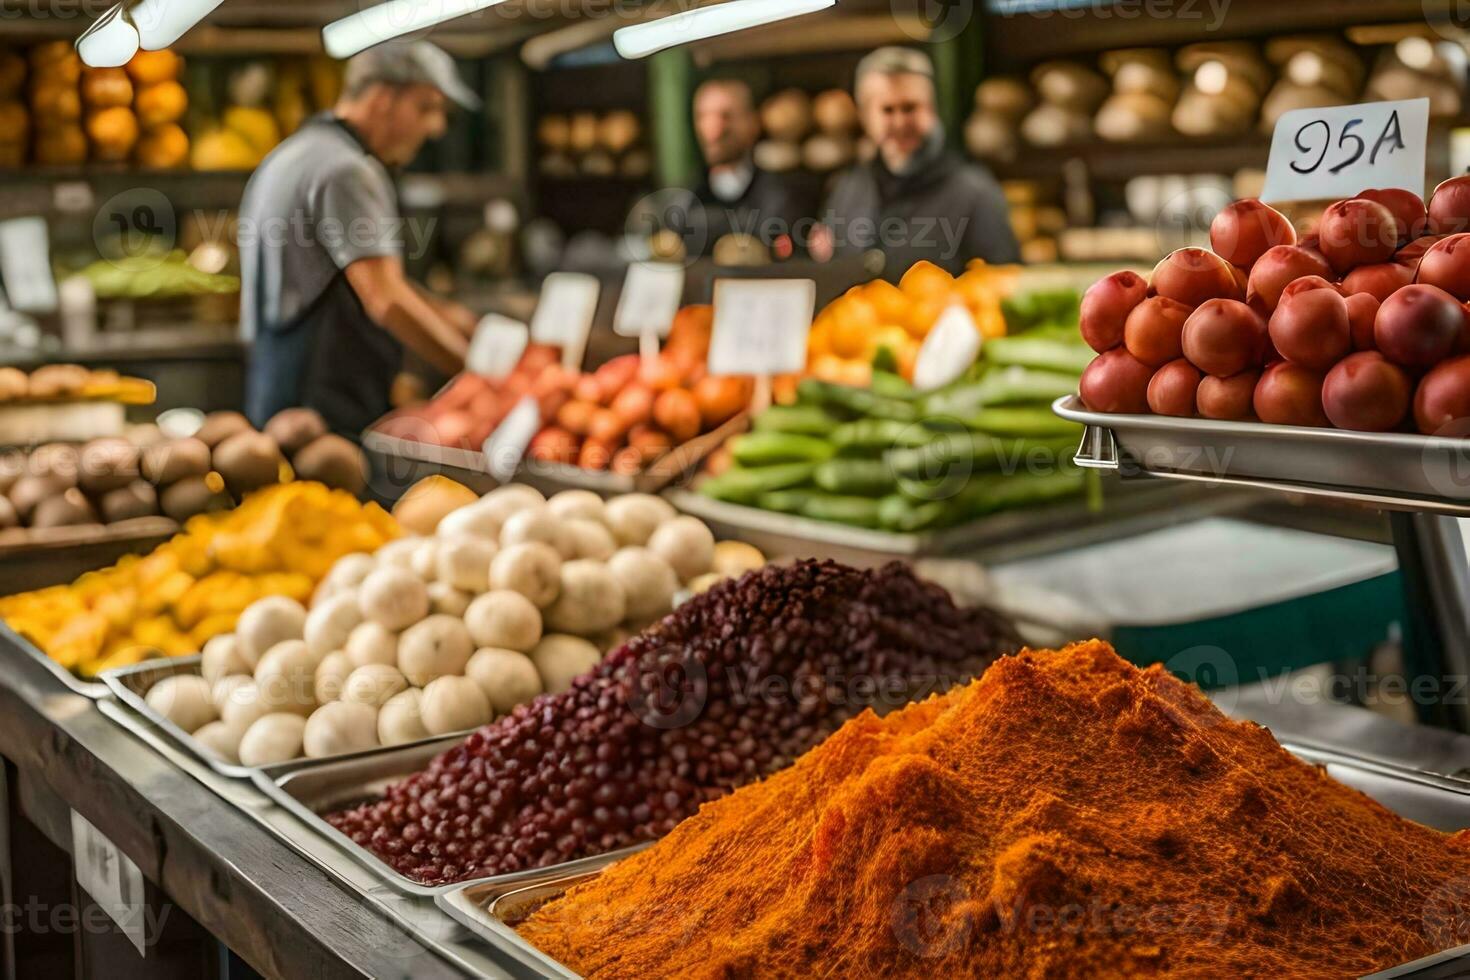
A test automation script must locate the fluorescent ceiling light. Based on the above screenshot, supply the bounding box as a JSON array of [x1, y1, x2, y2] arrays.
[[323, 0, 512, 59], [613, 0, 836, 60], [75, 6, 139, 68], [76, 0, 227, 68]]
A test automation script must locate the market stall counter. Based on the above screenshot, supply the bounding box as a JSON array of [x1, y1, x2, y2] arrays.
[[0, 641, 497, 979]]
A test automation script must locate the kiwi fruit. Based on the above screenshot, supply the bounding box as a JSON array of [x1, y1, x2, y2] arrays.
[[78, 437, 140, 495], [31, 487, 97, 528], [212, 430, 285, 500], [195, 411, 252, 449], [9, 473, 67, 523], [160, 474, 232, 522], [264, 407, 328, 458], [141, 437, 211, 486], [291, 434, 365, 495], [98, 481, 158, 523]]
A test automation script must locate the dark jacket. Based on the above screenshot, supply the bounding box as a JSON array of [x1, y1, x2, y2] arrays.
[[821, 135, 1019, 278], [692, 165, 820, 257]]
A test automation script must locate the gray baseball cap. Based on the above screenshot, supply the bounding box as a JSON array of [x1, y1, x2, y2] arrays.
[[343, 40, 481, 111]]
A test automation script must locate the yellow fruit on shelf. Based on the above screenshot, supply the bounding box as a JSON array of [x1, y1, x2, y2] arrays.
[[191, 128, 259, 170], [33, 124, 86, 165], [134, 123, 189, 169], [125, 50, 181, 87], [134, 80, 187, 128], [85, 106, 139, 162], [223, 105, 280, 158]]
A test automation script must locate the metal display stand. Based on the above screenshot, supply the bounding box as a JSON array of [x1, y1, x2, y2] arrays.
[[1056, 395, 1470, 732]]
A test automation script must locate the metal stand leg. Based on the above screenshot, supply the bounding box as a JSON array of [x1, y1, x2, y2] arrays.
[[1390, 512, 1470, 732]]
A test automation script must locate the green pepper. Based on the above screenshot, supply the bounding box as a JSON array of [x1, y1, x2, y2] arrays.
[[730, 432, 836, 467], [752, 404, 846, 436], [813, 459, 897, 497], [700, 463, 816, 504], [799, 494, 884, 528]]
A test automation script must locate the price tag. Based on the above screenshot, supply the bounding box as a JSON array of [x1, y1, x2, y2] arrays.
[[707, 278, 815, 377], [1261, 98, 1429, 204], [0, 217, 58, 314], [52, 181, 94, 214], [483, 396, 541, 483], [530, 272, 600, 371], [614, 261, 684, 338], [466, 314, 528, 380], [913, 304, 981, 392], [70, 810, 148, 955]]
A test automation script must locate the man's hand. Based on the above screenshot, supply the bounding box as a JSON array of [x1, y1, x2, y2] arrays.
[[344, 256, 468, 375], [414, 284, 478, 337]]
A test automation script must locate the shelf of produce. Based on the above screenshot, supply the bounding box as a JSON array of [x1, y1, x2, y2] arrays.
[[666, 477, 1264, 569], [0, 516, 176, 596], [0, 643, 489, 978], [1054, 394, 1470, 516]]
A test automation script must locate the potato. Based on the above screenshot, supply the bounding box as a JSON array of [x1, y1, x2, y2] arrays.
[[304, 592, 363, 658], [359, 567, 429, 631], [397, 615, 474, 686], [436, 537, 497, 593], [546, 489, 604, 524], [344, 621, 398, 669], [238, 713, 307, 766], [325, 553, 377, 591], [490, 542, 562, 607], [530, 635, 602, 695], [647, 517, 715, 583], [464, 590, 542, 653], [479, 484, 545, 528], [193, 720, 245, 764], [563, 519, 617, 561], [499, 507, 576, 558], [342, 663, 408, 708], [544, 560, 626, 634], [201, 633, 249, 685], [211, 674, 254, 714], [220, 680, 273, 731], [427, 581, 472, 618], [146, 674, 217, 733], [603, 494, 676, 547], [607, 547, 678, 621], [420, 676, 492, 735], [303, 701, 379, 758], [378, 689, 430, 746], [409, 539, 440, 581], [254, 640, 319, 714], [376, 537, 423, 572], [466, 648, 544, 715], [436, 501, 503, 541], [314, 651, 353, 704], [235, 596, 306, 669], [711, 540, 764, 579]]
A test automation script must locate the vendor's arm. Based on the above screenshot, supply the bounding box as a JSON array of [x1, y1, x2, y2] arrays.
[[344, 257, 468, 375], [413, 283, 478, 337]]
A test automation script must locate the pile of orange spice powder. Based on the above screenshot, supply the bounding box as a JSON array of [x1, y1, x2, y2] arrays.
[[519, 640, 1470, 978]]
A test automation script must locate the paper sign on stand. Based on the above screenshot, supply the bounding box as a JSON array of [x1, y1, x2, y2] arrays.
[[0, 217, 58, 314], [466, 314, 529, 380], [614, 261, 685, 373], [913, 304, 982, 392], [483, 396, 541, 483], [708, 278, 815, 415], [530, 272, 600, 372], [71, 810, 147, 955], [1260, 98, 1429, 204]]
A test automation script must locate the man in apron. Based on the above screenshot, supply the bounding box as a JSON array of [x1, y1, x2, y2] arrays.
[[238, 41, 477, 438]]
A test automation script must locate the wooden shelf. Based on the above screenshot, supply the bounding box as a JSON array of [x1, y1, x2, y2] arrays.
[[988, 135, 1272, 182]]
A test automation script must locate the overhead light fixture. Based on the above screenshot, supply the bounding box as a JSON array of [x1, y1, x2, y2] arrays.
[[322, 0, 512, 59], [613, 0, 836, 60], [75, 0, 226, 67]]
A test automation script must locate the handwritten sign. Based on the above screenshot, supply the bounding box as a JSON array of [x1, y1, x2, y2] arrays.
[[1261, 98, 1428, 204], [614, 261, 684, 338], [483, 396, 541, 483], [0, 217, 58, 314], [466, 314, 528, 380], [71, 810, 148, 955], [707, 278, 815, 377], [530, 272, 600, 371], [913, 304, 981, 392]]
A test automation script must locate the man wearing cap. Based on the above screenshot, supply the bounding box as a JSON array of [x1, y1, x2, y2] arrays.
[[815, 47, 1018, 277], [239, 40, 480, 438]]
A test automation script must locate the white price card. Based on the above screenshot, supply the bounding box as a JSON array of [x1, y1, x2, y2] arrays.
[[466, 314, 528, 380], [483, 396, 541, 483], [1261, 98, 1429, 204], [614, 261, 684, 338], [913, 304, 982, 392], [530, 272, 600, 370], [0, 217, 58, 314], [71, 810, 148, 955], [708, 279, 815, 377]]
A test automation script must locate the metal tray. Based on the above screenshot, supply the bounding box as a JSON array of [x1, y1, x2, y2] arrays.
[[1053, 394, 1470, 516], [103, 656, 482, 782], [665, 478, 1264, 568], [363, 414, 747, 504], [0, 620, 110, 699], [251, 739, 651, 898], [437, 743, 1470, 980]]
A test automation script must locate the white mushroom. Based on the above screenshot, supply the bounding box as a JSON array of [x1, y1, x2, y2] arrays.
[[544, 560, 626, 634], [193, 720, 246, 764], [211, 674, 254, 713], [409, 539, 440, 582], [358, 567, 429, 631], [375, 536, 424, 572], [238, 713, 307, 766], [499, 507, 576, 558], [562, 519, 617, 561], [220, 680, 274, 731], [436, 537, 497, 593], [377, 688, 430, 746], [489, 542, 562, 607], [607, 546, 679, 621], [201, 634, 250, 685], [344, 621, 398, 669], [235, 596, 307, 669], [253, 640, 319, 715], [546, 489, 604, 524], [647, 516, 715, 583], [420, 676, 493, 735], [530, 635, 602, 695], [397, 615, 474, 687], [342, 663, 409, 708], [304, 592, 364, 658], [435, 500, 504, 541], [427, 581, 472, 618], [603, 494, 676, 547], [463, 590, 542, 653], [314, 651, 353, 704], [303, 701, 379, 758], [146, 674, 217, 733], [466, 648, 544, 715]]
